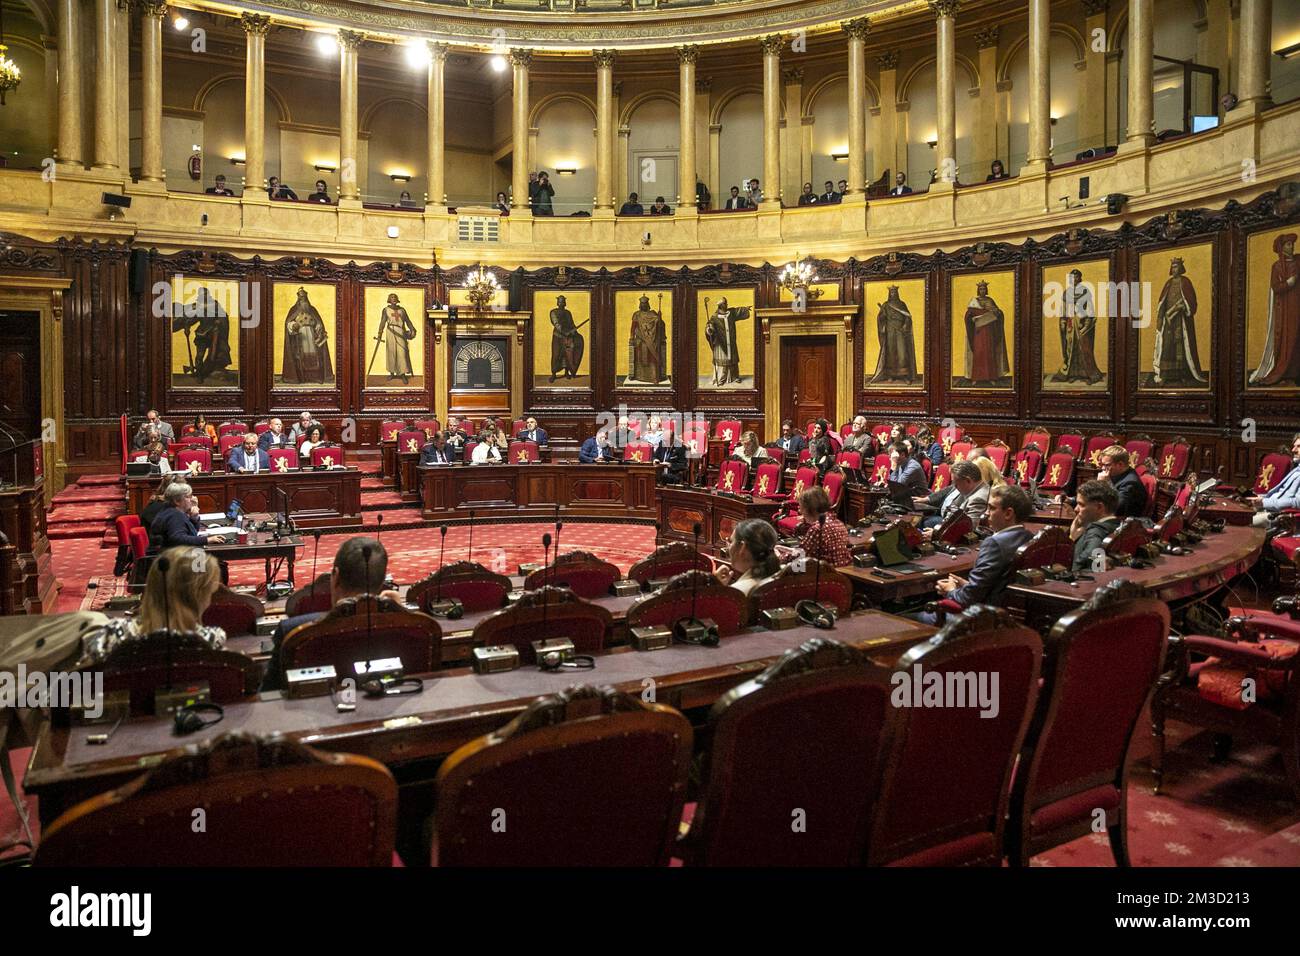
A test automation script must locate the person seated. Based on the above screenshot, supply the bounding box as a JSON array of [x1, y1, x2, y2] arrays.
[[306, 179, 333, 204], [818, 180, 839, 204], [495, 191, 511, 216], [714, 518, 781, 595], [80, 544, 228, 666], [733, 430, 769, 468], [890, 172, 913, 196], [140, 474, 185, 529], [724, 186, 750, 211], [258, 417, 292, 451], [419, 430, 453, 465], [1097, 445, 1148, 518], [579, 429, 615, 463], [129, 441, 171, 475], [183, 414, 217, 445], [966, 447, 1007, 487], [641, 415, 666, 448], [397, 190, 416, 208], [297, 424, 326, 461], [267, 176, 298, 200], [477, 419, 509, 449], [914, 484, 1034, 625], [149, 482, 226, 550], [917, 460, 989, 532], [746, 178, 763, 204], [774, 419, 807, 456], [808, 419, 835, 473], [518, 416, 548, 446], [133, 409, 175, 448], [289, 411, 323, 444], [797, 183, 818, 206], [986, 159, 1009, 182], [227, 433, 271, 474], [888, 441, 928, 496], [443, 416, 469, 452], [795, 486, 852, 567], [261, 536, 402, 691], [843, 416, 874, 456], [471, 425, 505, 463], [618, 192, 644, 216], [653, 433, 688, 485], [1070, 479, 1121, 572], [1248, 431, 1300, 527], [836, 179, 848, 199], [649, 197, 672, 215], [205, 174, 235, 196], [915, 428, 945, 466]]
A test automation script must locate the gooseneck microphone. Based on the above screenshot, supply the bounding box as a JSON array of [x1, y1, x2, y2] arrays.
[[157, 556, 173, 689], [437, 524, 448, 602], [814, 513, 826, 604], [690, 522, 701, 622], [541, 532, 552, 630], [467, 509, 476, 563], [672, 522, 718, 646], [309, 529, 322, 592], [362, 544, 375, 675]]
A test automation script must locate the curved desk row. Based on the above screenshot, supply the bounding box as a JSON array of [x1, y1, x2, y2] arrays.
[[125, 469, 363, 529], [419, 462, 657, 521]]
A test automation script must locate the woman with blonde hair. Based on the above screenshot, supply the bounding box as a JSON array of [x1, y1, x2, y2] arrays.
[[81, 546, 227, 665], [733, 430, 769, 468]]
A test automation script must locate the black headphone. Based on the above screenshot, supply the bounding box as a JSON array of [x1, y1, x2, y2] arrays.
[[672, 623, 721, 647], [361, 676, 425, 697], [538, 651, 596, 671], [795, 599, 837, 630], [174, 702, 224, 736]]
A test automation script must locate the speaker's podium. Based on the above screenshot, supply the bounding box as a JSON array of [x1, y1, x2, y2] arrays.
[[0, 434, 55, 615], [429, 297, 529, 433]]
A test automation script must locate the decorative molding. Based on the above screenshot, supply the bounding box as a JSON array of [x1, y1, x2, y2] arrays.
[[928, 0, 960, 19], [973, 25, 999, 49], [876, 50, 900, 70], [593, 49, 617, 69], [510, 48, 534, 67], [137, 0, 168, 19], [427, 41, 449, 61], [759, 34, 785, 56], [695, 78, 712, 94], [677, 44, 699, 65], [782, 67, 804, 85], [1081, 0, 1108, 15], [337, 29, 365, 49], [239, 13, 271, 35], [842, 17, 871, 41]]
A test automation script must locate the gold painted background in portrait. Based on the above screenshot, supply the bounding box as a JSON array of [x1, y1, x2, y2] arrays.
[[778, 282, 840, 303], [1137, 242, 1214, 389], [614, 289, 673, 387], [696, 287, 757, 390], [271, 282, 337, 389], [1041, 259, 1111, 391], [169, 277, 242, 388], [532, 290, 591, 386], [950, 270, 1016, 389], [862, 278, 926, 389], [1245, 226, 1300, 390], [362, 286, 425, 389]]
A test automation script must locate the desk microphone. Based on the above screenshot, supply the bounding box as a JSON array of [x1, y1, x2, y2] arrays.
[[157, 556, 173, 687], [309, 528, 322, 591], [361, 544, 375, 678], [796, 514, 836, 629], [467, 509, 475, 564], [673, 522, 718, 646], [375, 512, 384, 548], [427, 523, 463, 619], [541, 532, 552, 631]]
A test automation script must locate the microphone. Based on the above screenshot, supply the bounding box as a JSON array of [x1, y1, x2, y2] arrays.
[[309, 528, 322, 593], [157, 556, 173, 689], [376, 512, 384, 548], [672, 522, 718, 646], [427, 523, 462, 619], [361, 544, 375, 677], [814, 513, 826, 603], [280, 485, 295, 535], [554, 512, 563, 575], [690, 522, 700, 622], [541, 532, 552, 631], [437, 524, 447, 601], [467, 509, 475, 564], [796, 513, 835, 630]]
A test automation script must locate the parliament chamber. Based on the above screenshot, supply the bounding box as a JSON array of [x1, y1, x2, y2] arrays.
[[1, 0, 1299, 903]]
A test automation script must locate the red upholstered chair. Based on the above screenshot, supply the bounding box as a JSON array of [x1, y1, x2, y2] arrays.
[[714, 420, 742, 444], [268, 447, 297, 473], [1252, 450, 1294, 494], [164, 442, 184, 461], [311, 443, 344, 468], [626, 571, 750, 636], [1152, 614, 1300, 801], [867, 607, 1043, 866], [95, 631, 261, 715], [751, 460, 783, 499], [380, 420, 408, 443], [218, 434, 243, 459], [622, 440, 653, 464], [1022, 428, 1052, 452], [511, 418, 527, 437], [920, 457, 933, 480], [1103, 517, 1153, 561], [950, 440, 974, 463], [434, 686, 691, 866], [797, 448, 812, 465], [115, 514, 141, 547], [627, 543, 712, 586], [462, 440, 479, 461], [396, 429, 425, 456], [1039, 452, 1075, 494], [1140, 472, 1159, 518], [471, 587, 612, 662], [217, 421, 247, 438], [175, 448, 212, 474], [681, 638, 896, 866], [284, 572, 332, 617], [932, 511, 974, 546], [939, 428, 964, 457], [826, 431, 844, 454], [524, 550, 621, 599], [1157, 438, 1193, 480], [1057, 433, 1084, 461], [835, 450, 863, 472], [1124, 434, 1154, 466], [414, 418, 440, 435], [930, 462, 952, 493], [1007, 581, 1170, 866], [751, 562, 853, 614], [905, 423, 922, 436], [870, 454, 891, 484], [128, 525, 150, 561], [253, 421, 271, 435], [1011, 446, 1044, 486], [1013, 526, 1076, 571], [714, 459, 749, 494], [822, 469, 846, 511], [179, 434, 212, 448], [408, 561, 513, 614], [35, 733, 398, 867], [201, 586, 265, 637], [839, 422, 856, 439], [872, 423, 894, 445], [509, 440, 541, 464], [1085, 433, 1119, 467], [984, 440, 1011, 474], [680, 427, 709, 458], [774, 466, 820, 533], [281, 596, 441, 678]]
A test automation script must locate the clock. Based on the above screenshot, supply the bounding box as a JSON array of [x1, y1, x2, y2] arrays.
[[452, 337, 508, 389]]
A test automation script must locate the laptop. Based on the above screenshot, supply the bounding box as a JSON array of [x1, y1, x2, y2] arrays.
[[870, 523, 926, 573], [126, 461, 154, 477]]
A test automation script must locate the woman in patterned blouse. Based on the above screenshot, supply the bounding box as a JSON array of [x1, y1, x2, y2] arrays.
[[796, 485, 852, 567]]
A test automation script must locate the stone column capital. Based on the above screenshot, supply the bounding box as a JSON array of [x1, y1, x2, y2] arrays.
[[427, 40, 449, 61], [338, 29, 364, 50], [877, 50, 900, 70], [136, 0, 168, 20], [974, 26, 1000, 49], [677, 44, 699, 65], [928, 0, 960, 20], [1081, 0, 1108, 15], [593, 49, 617, 69], [842, 17, 871, 41], [759, 34, 785, 57], [782, 67, 804, 85], [510, 48, 533, 67], [240, 12, 271, 35], [695, 77, 712, 94]]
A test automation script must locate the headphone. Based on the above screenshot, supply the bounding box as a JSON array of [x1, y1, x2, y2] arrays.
[[174, 702, 224, 736], [360, 676, 425, 698], [672, 623, 721, 647], [795, 599, 837, 630], [538, 651, 596, 671]]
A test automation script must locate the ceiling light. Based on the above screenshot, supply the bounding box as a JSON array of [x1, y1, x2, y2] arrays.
[[316, 34, 338, 55], [490, 54, 507, 72]]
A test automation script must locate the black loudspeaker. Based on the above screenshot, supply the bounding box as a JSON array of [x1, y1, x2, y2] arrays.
[[101, 192, 132, 208], [129, 249, 149, 294], [508, 268, 523, 312], [1078, 176, 1090, 200]]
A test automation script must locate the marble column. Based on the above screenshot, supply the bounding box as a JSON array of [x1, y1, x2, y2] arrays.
[[1026, 0, 1051, 168], [338, 30, 362, 201], [241, 13, 270, 193], [974, 27, 999, 171], [594, 49, 615, 210], [760, 34, 783, 204], [843, 18, 870, 194], [1124, 0, 1154, 147], [1079, 1, 1108, 147], [930, 0, 959, 186], [510, 49, 532, 210], [1235, 0, 1273, 113], [56, 0, 82, 166], [427, 42, 447, 206], [677, 45, 697, 210], [876, 51, 900, 182], [138, 1, 166, 182], [92, 0, 117, 169]]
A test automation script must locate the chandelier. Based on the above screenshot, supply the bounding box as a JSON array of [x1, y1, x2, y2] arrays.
[[462, 263, 501, 312], [0, 2, 20, 106], [779, 253, 823, 300]]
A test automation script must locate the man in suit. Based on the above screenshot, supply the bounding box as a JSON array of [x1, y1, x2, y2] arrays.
[[653, 434, 688, 485], [775, 419, 807, 456], [1248, 431, 1300, 527], [890, 172, 913, 196], [260, 536, 401, 692], [227, 433, 270, 474], [888, 441, 929, 496], [133, 410, 174, 448], [724, 186, 750, 211], [1098, 445, 1148, 518], [819, 180, 839, 204], [797, 183, 818, 207], [267, 176, 298, 200], [618, 192, 644, 216], [289, 411, 322, 444], [914, 484, 1034, 624], [579, 429, 615, 463], [419, 431, 453, 465], [148, 482, 226, 550], [258, 417, 292, 452], [837, 179, 849, 200], [842, 416, 874, 456], [205, 174, 235, 196], [518, 416, 548, 446], [1071, 479, 1121, 572], [918, 460, 989, 531]]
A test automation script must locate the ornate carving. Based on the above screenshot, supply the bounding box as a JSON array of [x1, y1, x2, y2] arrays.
[[759, 34, 785, 56], [498, 685, 650, 738], [928, 0, 960, 18], [782, 67, 804, 85], [1162, 209, 1186, 241], [677, 44, 699, 64], [933, 605, 1019, 644], [593, 48, 617, 69], [974, 25, 999, 49], [842, 16, 870, 40], [239, 12, 271, 35], [1081, 0, 1108, 15], [509, 48, 534, 67], [876, 50, 900, 70], [755, 636, 867, 686], [427, 41, 449, 61], [137, 0, 169, 18], [695, 77, 712, 94], [337, 29, 365, 49]]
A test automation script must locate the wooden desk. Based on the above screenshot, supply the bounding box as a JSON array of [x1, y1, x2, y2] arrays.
[[380, 442, 398, 482], [24, 610, 934, 825], [656, 485, 785, 548], [839, 547, 981, 604], [845, 484, 889, 524], [126, 469, 363, 529], [207, 532, 304, 588], [419, 462, 655, 521], [1199, 497, 1255, 527]]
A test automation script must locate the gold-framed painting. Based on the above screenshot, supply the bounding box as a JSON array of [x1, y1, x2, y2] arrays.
[[615, 289, 672, 388], [272, 282, 337, 389], [696, 287, 756, 390], [532, 290, 591, 389], [1245, 226, 1300, 390], [863, 278, 925, 389], [362, 286, 424, 390], [168, 277, 242, 389], [1137, 242, 1214, 390], [1041, 259, 1110, 391], [950, 270, 1015, 390]]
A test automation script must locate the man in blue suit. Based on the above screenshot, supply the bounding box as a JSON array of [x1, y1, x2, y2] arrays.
[[1249, 431, 1300, 527], [913, 484, 1034, 625], [579, 429, 615, 463], [518, 415, 549, 446], [774, 419, 807, 456], [227, 433, 271, 473], [148, 482, 227, 550], [258, 417, 292, 452]]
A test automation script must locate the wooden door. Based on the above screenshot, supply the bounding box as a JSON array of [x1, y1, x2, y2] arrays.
[[779, 335, 836, 432]]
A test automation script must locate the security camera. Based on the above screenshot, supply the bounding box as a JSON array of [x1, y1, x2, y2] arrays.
[[641, 231, 651, 245]]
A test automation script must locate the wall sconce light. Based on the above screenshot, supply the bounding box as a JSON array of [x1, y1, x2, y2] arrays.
[[1050, 115, 1059, 126], [830, 152, 848, 161], [314, 162, 337, 172], [387, 225, 399, 239], [389, 173, 411, 183], [230, 156, 246, 165], [555, 166, 577, 175], [926, 140, 938, 149], [1276, 41, 1300, 60]]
